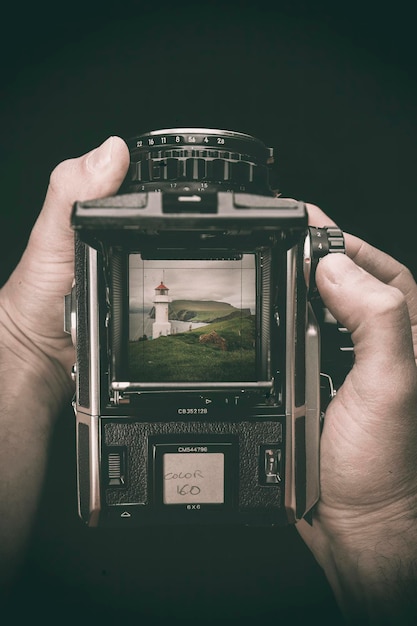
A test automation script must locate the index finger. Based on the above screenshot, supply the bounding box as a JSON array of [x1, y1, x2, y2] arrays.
[[306, 202, 417, 328]]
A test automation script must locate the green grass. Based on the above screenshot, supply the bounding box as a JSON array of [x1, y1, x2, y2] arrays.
[[168, 299, 248, 323], [128, 315, 256, 382]]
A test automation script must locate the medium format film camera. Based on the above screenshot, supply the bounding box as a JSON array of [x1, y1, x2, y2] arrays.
[[65, 128, 350, 527]]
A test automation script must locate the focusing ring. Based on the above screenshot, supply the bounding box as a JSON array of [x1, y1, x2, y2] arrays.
[[122, 128, 276, 195]]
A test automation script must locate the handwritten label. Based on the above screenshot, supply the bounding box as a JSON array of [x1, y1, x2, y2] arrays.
[[163, 453, 224, 505]]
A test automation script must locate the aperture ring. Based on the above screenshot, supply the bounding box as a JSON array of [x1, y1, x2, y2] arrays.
[[123, 127, 275, 194], [127, 128, 273, 163]]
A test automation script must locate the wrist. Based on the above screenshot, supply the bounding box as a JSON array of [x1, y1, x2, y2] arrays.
[[311, 505, 417, 624], [0, 295, 74, 588]]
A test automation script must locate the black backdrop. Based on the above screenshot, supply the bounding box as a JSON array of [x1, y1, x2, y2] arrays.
[[2, 2, 416, 624]]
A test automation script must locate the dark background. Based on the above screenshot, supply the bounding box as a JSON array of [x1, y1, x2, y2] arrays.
[[2, 1, 416, 624]]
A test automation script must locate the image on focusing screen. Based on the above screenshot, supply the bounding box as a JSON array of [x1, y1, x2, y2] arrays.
[[128, 255, 256, 382]]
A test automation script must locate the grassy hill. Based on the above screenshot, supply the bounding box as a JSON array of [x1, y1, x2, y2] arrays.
[[149, 300, 251, 323], [128, 315, 256, 382]]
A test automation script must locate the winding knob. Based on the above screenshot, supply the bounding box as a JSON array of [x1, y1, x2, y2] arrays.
[[304, 226, 345, 293]]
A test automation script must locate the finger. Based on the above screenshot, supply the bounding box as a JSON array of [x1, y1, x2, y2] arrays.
[[306, 202, 337, 227], [342, 234, 417, 326], [28, 136, 130, 260], [316, 253, 417, 396], [1, 137, 130, 357], [306, 203, 417, 328]]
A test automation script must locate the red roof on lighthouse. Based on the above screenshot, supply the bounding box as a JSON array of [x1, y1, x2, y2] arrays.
[[155, 282, 168, 290]]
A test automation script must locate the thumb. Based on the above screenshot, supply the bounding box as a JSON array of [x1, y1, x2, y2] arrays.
[[0, 136, 130, 371], [316, 253, 417, 408], [28, 136, 130, 261], [7, 135, 129, 293]]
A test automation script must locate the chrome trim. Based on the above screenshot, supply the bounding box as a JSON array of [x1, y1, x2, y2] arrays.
[[88, 247, 100, 417], [76, 411, 101, 527], [111, 381, 274, 391], [284, 247, 297, 523], [304, 302, 321, 513], [141, 128, 264, 143], [285, 246, 321, 522], [74, 246, 102, 526]]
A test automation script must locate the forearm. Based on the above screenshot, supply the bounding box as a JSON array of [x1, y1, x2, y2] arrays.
[[0, 314, 73, 591]]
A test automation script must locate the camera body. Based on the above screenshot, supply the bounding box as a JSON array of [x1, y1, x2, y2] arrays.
[[66, 129, 346, 527]]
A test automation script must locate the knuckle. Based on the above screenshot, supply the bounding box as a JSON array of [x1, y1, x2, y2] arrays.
[[48, 158, 76, 195], [370, 284, 406, 318], [305, 202, 337, 227], [305, 202, 321, 212]]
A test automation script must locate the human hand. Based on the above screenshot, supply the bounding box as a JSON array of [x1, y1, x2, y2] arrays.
[[0, 136, 130, 407], [0, 138, 129, 588], [298, 204, 417, 622]]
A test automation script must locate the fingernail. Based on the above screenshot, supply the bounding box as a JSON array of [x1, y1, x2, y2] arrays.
[[86, 136, 114, 172]]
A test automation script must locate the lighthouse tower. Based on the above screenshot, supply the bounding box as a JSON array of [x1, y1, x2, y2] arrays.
[[152, 281, 172, 338]]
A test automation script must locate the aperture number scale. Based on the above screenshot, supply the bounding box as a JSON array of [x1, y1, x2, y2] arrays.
[[136, 135, 226, 148]]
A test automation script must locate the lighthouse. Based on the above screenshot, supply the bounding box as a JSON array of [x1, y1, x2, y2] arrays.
[[152, 281, 172, 338]]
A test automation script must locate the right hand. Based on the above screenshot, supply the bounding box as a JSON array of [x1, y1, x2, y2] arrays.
[[297, 203, 417, 621]]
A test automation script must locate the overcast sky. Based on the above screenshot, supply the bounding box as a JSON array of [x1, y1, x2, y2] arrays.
[[129, 255, 255, 312]]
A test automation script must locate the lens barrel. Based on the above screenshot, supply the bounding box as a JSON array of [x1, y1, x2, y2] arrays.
[[123, 128, 276, 195]]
